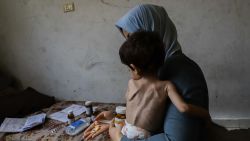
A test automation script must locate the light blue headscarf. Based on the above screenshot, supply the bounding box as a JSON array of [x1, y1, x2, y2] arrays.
[[115, 4, 182, 59]]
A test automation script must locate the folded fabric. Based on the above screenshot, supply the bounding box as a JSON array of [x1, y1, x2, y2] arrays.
[[0, 87, 55, 124]]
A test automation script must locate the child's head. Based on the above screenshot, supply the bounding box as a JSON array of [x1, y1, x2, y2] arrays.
[[119, 31, 165, 79]]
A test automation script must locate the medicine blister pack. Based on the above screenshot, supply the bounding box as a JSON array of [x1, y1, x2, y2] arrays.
[[65, 118, 90, 136]]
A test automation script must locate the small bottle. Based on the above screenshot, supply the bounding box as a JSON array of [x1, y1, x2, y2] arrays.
[[114, 106, 126, 129], [85, 101, 93, 117], [67, 110, 75, 124]]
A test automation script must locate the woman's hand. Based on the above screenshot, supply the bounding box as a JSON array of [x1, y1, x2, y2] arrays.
[[82, 111, 114, 140], [95, 110, 115, 121], [109, 120, 122, 141], [83, 121, 109, 140]]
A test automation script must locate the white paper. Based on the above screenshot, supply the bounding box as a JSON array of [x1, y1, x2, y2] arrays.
[[48, 111, 68, 122], [0, 118, 26, 132], [0, 113, 46, 133], [62, 104, 86, 116], [22, 113, 46, 131], [48, 104, 86, 122]]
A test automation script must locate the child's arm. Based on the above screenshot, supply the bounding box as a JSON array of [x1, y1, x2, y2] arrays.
[[166, 81, 211, 121]]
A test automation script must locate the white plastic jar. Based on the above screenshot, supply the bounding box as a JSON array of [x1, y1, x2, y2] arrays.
[[114, 106, 126, 129]]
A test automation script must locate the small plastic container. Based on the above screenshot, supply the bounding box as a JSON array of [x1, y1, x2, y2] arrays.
[[114, 106, 126, 129], [67, 110, 75, 125], [65, 118, 90, 136], [85, 101, 93, 117]]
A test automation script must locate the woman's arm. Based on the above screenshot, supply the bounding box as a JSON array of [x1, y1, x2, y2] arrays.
[[166, 81, 210, 120]]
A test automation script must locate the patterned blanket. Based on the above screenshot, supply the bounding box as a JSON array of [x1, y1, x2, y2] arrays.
[[3, 101, 119, 141]]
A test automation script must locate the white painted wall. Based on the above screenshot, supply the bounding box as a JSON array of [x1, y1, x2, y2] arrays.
[[0, 0, 250, 120]]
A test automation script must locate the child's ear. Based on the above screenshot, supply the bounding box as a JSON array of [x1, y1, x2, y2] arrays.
[[130, 64, 140, 75]]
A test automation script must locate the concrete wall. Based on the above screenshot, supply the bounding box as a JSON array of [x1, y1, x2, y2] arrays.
[[0, 0, 250, 121]]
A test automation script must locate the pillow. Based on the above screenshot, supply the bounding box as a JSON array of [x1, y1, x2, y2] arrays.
[[0, 74, 13, 91], [0, 87, 55, 124], [0, 87, 19, 97]]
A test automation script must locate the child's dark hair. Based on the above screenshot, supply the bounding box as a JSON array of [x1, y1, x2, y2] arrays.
[[119, 31, 165, 75]]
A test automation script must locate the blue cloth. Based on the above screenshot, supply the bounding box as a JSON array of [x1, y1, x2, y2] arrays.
[[121, 53, 209, 141], [115, 4, 181, 59]]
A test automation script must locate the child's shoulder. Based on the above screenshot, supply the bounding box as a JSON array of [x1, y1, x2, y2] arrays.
[[158, 79, 171, 85], [157, 80, 175, 91], [128, 79, 135, 84], [128, 79, 138, 88]]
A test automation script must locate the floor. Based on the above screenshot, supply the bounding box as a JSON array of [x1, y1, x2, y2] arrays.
[[207, 123, 250, 141], [1, 123, 249, 141], [0, 125, 250, 141]]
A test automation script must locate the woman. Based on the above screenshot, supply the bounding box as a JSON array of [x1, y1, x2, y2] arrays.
[[83, 4, 209, 141]]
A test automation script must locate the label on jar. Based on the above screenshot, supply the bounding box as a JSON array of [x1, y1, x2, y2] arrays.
[[114, 117, 125, 129], [68, 118, 74, 125]]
